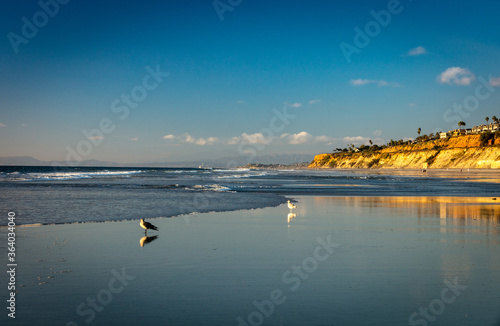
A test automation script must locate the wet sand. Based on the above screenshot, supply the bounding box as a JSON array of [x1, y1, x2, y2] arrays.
[[1, 196, 500, 325], [316, 168, 500, 183]]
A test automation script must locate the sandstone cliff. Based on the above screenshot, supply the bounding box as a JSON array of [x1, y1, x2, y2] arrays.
[[310, 134, 500, 169]]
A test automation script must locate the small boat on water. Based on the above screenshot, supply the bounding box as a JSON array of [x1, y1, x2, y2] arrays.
[[198, 162, 212, 170]]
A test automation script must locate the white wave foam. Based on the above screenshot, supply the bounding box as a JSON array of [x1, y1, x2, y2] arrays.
[[3, 170, 143, 182]]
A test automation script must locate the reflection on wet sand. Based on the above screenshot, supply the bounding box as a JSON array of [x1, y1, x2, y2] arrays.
[[312, 196, 500, 238], [313, 196, 500, 219], [140, 235, 159, 247], [287, 212, 297, 226]]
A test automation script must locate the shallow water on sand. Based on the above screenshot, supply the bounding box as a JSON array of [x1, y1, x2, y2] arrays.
[[1, 166, 499, 226], [2, 196, 499, 325]]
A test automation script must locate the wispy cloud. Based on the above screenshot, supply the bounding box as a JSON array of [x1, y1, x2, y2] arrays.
[[88, 136, 103, 140], [130, 137, 139, 141], [437, 67, 475, 86], [490, 76, 500, 87], [183, 134, 219, 146], [372, 130, 382, 137], [309, 99, 321, 105], [290, 102, 302, 108], [350, 79, 401, 87], [350, 79, 374, 86], [237, 100, 245, 104], [230, 131, 334, 146], [161, 131, 338, 147], [0, 123, 5, 127], [407, 46, 427, 56]]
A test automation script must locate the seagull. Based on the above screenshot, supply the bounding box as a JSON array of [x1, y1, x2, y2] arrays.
[[140, 219, 159, 234], [287, 200, 297, 209]]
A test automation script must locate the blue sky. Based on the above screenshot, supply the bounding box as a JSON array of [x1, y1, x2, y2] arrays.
[[1, 0, 499, 164]]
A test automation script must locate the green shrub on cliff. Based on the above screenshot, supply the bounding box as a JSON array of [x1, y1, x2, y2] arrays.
[[367, 158, 380, 168], [480, 132, 494, 146], [425, 151, 440, 165]]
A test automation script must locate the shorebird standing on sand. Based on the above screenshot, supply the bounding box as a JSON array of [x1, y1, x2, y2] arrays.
[[140, 218, 159, 234], [287, 200, 297, 210]]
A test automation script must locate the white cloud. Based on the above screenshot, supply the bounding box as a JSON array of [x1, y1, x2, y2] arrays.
[[378, 80, 402, 87], [290, 102, 302, 108], [350, 79, 375, 86], [280, 131, 313, 145], [131, 137, 139, 141], [0, 123, 5, 127], [88, 136, 103, 140], [372, 130, 382, 136], [343, 136, 371, 145], [437, 67, 475, 86], [229, 132, 271, 145], [183, 134, 218, 146], [407, 46, 427, 56], [162, 133, 218, 145], [309, 99, 321, 105], [490, 76, 500, 87], [408, 103, 417, 107], [228, 137, 240, 145], [350, 79, 401, 87]]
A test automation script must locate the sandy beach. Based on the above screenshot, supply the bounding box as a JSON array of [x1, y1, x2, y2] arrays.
[[2, 195, 499, 325]]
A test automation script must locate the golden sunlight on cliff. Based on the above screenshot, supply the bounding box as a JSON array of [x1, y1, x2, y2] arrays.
[[310, 135, 500, 169]]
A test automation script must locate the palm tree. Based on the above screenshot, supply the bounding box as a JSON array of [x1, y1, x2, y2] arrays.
[[492, 115, 498, 124], [369, 139, 373, 145], [417, 128, 421, 136], [485, 117, 490, 124], [458, 121, 466, 129]]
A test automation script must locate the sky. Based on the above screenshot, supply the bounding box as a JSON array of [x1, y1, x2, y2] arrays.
[[1, 0, 500, 165]]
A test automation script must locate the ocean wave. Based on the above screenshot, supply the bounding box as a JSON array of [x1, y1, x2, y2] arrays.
[[0, 170, 143, 182], [213, 168, 251, 172], [216, 171, 269, 179], [189, 184, 233, 192]]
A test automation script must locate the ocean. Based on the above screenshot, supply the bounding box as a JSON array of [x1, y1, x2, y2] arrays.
[[2, 166, 500, 325], [1, 166, 499, 226]]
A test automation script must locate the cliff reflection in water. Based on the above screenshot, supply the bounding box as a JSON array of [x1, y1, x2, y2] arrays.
[[312, 196, 500, 235]]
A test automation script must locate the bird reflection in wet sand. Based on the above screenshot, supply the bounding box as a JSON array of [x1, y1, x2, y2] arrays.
[[287, 212, 297, 225], [140, 218, 159, 235], [140, 235, 159, 247]]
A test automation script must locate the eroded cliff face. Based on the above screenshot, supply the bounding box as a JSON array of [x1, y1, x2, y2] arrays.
[[310, 135, 500, 169]]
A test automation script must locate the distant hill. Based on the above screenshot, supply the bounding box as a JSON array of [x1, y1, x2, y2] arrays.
[[0, 153, 313, 168], [0, 156, 44, 165], [0, 156, 120, 167]]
